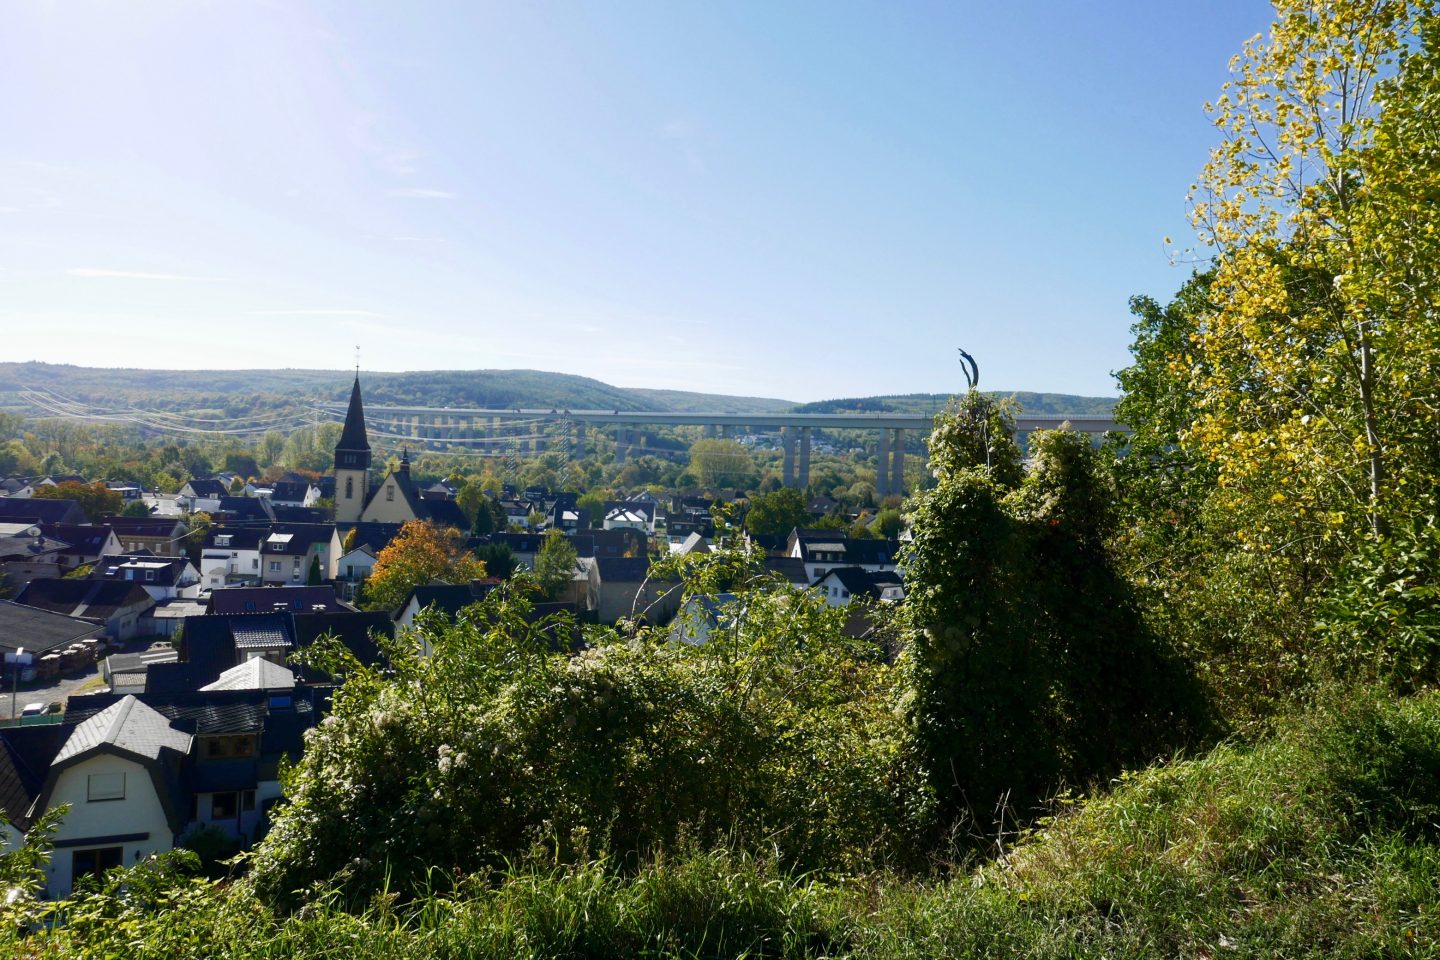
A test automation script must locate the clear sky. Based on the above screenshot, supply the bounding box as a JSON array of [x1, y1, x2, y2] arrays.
[[0, 1, 1274, 402]]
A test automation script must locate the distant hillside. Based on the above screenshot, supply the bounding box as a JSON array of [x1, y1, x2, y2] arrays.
[[792, 392, 1116, 417], [0, 363, 1112, 424], [0, 363, 797, 417]]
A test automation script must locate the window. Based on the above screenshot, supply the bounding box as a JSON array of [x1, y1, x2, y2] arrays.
[[144, 571, 154, 582], [210, 791, 239, 820], [252, 558, 259, 570], [345, 477, 353, 499], [386, 484, 395, 502], [269, 561, 281, 572], [72, 847, 123, 881], [203, 735, 255, 759], [87, 772, 125, 801]]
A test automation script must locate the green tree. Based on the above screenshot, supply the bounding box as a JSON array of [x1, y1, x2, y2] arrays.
[[688, 439, 757, 490], [576, 491, 607, 529], [533, 528, 579, 601], [870, 508, 904, 540], [475, 542, 517, 579], [743, 487, 809, 537], [120, 499, 153, 518], [306, 554, 323, 586]]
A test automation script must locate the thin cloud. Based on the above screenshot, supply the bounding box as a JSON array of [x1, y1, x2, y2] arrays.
[[249, 309, 388, 317], [386, 187, 456, 200], [68, 268, 225, 281], [350, 114, 426, 177]]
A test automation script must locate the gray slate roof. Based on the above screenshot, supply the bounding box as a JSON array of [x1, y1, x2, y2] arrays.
[[54, 696, 192, 766], [200, 658, 296, 691]]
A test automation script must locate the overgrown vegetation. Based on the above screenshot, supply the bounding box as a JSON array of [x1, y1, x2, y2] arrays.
[[8, 691, 1439, 958], [7, 2, 1440, 955]]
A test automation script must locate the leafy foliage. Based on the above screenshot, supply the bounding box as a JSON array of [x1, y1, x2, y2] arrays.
[[32, 480, 122, 522], [533, 528, 579, 600], [362, 521, 486, 613], [249, 578, 929, 906], [743, 487, 810, 536], [901, 395, 1212, 826]]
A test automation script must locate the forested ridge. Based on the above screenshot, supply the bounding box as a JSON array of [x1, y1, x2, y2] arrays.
[[6, 2, 1440, 956]]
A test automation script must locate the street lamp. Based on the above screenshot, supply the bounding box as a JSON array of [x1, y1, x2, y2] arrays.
[[6, 647, 31, 721]]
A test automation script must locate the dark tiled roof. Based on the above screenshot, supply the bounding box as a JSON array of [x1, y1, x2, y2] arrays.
[[14, 578, 153, 620], [215, 497, 273, 522], [400, 583, 489, 620], [596, 556, 672, 583], [762, 557, 810, 586], [92, 554, 192, 587], [269, 481, 310, 502], [38, 523, 115, 558], [184, 479, 229, 498], [264, 523, 333, 555], [816, 566, 901, 595], [0, 498, 86, 525], [419, 498, 468, 530], [0, 726, 69, 829], [208, 585, 344, 615], [271, 506, 328, 524], [292, 611, 393, 678], [232, 618, 293, 650], [101, 516, 188, 537], [339, 522, 406, 554], [0, 599, 104, 655], [204, 527, 265, 551]]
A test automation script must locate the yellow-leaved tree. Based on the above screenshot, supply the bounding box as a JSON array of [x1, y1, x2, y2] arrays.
[[1177, 0, 1440, 689]]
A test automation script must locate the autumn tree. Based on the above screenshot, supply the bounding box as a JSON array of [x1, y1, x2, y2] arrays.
[[1165, 0, 1440, 691], [364, 521, 486, 613], [32, 481, 122, 523]]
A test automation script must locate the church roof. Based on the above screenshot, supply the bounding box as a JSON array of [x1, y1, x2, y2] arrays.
[[337, 376, 370, 452]]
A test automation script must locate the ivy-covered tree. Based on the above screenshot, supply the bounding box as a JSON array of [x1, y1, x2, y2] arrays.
[[901, 396, 1209, 828]]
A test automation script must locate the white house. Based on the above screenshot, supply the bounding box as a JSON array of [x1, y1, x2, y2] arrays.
[[603, 507, 651, 533], [34, 697, 193, 897], [200, 528, 264, 590]]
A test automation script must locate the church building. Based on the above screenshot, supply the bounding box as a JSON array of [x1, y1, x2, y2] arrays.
[[332, 376, 468, 529]]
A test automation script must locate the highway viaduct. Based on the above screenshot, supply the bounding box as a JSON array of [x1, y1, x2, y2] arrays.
[[320, 404, 1124, 498]]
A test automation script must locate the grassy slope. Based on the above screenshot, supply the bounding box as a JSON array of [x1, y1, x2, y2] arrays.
[[22, 688, 1440, 959]]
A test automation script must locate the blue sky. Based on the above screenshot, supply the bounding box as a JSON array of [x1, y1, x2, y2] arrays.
[[0, 1, 1274, 402]]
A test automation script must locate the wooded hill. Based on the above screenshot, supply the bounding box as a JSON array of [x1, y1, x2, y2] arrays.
[[0, 362, 1114, 420]]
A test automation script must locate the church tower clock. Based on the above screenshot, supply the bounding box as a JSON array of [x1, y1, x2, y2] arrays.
[[333, 375, 372, 524]]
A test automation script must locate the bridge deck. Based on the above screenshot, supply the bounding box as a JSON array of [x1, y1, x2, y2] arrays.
[[321, 404, 1123, 434]]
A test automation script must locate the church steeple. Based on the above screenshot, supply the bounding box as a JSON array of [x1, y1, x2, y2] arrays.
[[337, 375, 371, 456], [334, 374, 372, 524]]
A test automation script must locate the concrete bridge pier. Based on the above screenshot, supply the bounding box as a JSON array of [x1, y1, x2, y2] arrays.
[[890, 428, 905, 497], [782, 427, 796, 487], [703, 424, 717, 438], [616, 425, 629, 463], [876, 429, 891, 499], [798, 427, 811, 489]]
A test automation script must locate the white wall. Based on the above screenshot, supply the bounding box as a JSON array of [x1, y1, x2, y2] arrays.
[[45, 754, 177, 897]]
